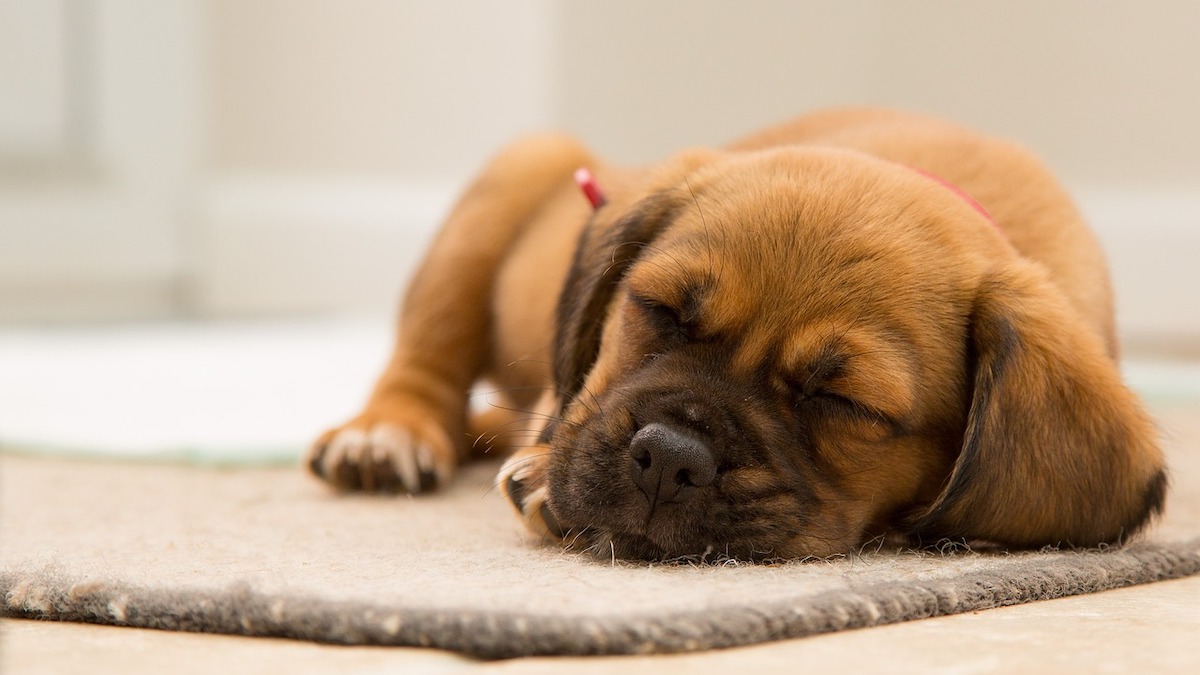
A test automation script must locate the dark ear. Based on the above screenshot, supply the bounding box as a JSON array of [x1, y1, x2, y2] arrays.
[[553, 193, 682, 402], [908, 264, 1167, 548]]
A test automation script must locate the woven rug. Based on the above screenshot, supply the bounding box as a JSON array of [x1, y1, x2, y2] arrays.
[[4, 404, 1199, 659]]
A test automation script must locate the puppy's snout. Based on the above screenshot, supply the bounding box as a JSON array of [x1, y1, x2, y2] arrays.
[[629, 422, 717, 503]]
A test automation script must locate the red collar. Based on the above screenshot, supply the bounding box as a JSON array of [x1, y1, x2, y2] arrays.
[[574, 167, 608, 209], [905, 165, 995, 225]]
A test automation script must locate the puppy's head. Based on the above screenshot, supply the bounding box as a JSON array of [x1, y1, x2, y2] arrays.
[[543, 148, 1166, 561]]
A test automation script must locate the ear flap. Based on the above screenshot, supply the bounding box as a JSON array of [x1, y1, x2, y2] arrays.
[[552, 192, 682, 402], [908, 263, 1167, 548]]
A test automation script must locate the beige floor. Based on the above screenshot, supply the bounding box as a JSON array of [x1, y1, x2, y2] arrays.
[[4, 574, 1198, 674]]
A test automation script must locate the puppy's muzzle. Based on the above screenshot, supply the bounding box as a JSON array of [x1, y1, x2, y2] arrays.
[[629, 422, 718, 504]]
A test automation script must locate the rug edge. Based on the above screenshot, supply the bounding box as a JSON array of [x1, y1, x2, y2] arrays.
[[4, 539, 1199, 659]]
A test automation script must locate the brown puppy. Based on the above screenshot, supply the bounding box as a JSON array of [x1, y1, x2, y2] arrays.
[[307, 108, 1167, 561]]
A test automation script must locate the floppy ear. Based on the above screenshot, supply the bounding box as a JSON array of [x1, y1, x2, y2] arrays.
[[908, 263, 1167, 548], [552, 192, 682, 402]]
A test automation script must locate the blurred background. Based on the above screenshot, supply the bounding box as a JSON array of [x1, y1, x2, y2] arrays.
[[1, 0, 1198, 458]]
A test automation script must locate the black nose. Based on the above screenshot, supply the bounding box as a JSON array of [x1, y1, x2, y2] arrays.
[[629, 422, 717, 503]]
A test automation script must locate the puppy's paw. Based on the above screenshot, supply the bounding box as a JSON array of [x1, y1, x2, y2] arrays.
[[307, 406, 457, 494], [497, 444, 563, 539]]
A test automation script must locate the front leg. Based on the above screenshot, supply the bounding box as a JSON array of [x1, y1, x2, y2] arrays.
[[307, 134, 594, 493], [498, 443, 563, 539]]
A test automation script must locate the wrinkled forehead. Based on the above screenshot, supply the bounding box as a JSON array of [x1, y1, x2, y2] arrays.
[[623, 178, 962, 369], [628, 193, 915, 312]]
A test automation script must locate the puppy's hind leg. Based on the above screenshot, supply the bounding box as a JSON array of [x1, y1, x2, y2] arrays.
[[308, 135, 592, 494]]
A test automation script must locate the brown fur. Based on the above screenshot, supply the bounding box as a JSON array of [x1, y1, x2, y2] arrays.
[[308, 108, 1166, 561]]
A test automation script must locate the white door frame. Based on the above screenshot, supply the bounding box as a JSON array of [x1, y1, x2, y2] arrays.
[[0, 0, 202, 321]]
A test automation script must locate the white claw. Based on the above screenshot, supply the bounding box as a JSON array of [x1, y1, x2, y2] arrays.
[[323, 428, 366, 476], [416, 443, 447, 485], [369, 425, 421, 492], [499, 452, 540, 485], [522, 485, 549, 517]]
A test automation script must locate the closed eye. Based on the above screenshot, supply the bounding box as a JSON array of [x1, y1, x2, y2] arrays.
[[802, 389, 898, 431], [631, 293, 699, 341]]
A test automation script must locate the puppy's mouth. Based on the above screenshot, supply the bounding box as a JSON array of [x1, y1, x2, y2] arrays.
[[545, 412, 818, 562], [546, 498, 818, 563], [561, 527, 734, 563]]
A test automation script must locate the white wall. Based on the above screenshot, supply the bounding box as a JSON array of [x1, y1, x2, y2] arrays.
[[554, 1, 1200, 187], [195, 0, 556, 316], [207, 0, 555, 181]]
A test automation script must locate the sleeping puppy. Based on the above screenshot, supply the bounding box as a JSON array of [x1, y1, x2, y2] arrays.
[[307, 108, 1167, 561]]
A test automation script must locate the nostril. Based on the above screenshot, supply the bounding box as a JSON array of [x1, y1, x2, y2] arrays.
[[632, 445, 652, 471]]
